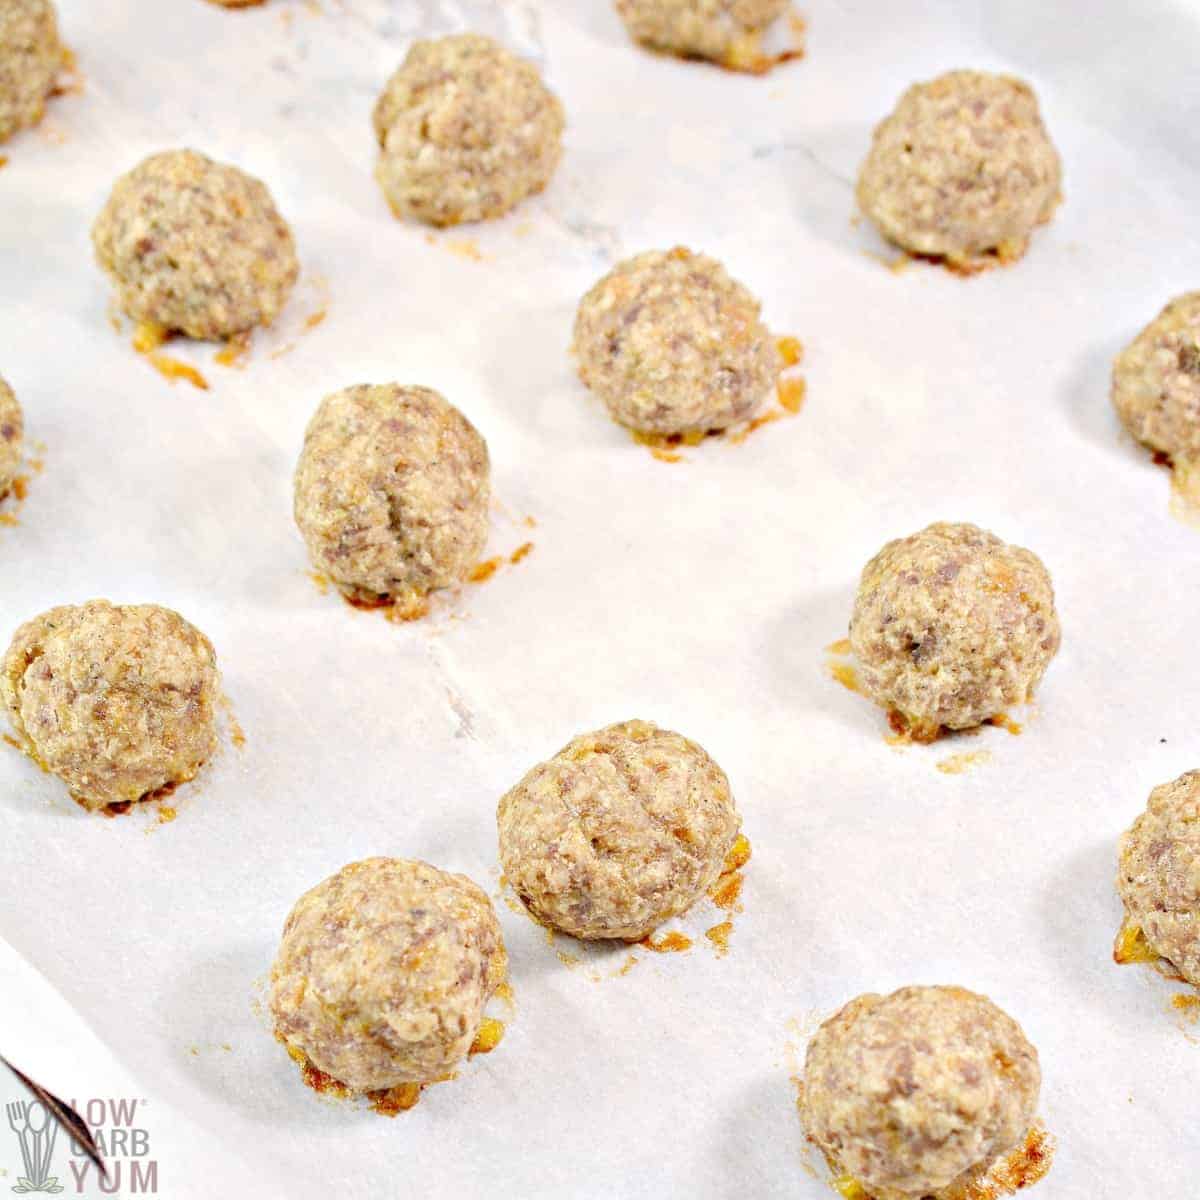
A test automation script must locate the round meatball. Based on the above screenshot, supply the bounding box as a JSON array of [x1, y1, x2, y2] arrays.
[[614, 0, 787, 65], [497, 719, 740, 941], [372, 34, 564, 227], [1118, 771, 1200, 987], [0, 0, 64, 145], [857, 70, 1062, 268], [800, 985, 1041, 1200], [293, 384, 490, 607], [1, 600, 220, 810], [91, 148, 299, 341], [1112, 293, 1200, 466], [270, 857, 507, 1092], [573, 247, 780, 437], [0, 374, 23, 499], [848, 522, 1060, 739]]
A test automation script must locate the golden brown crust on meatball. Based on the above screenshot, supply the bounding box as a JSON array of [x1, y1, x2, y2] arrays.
[[1, 600, 220, 810], [857, 70, 1062, 269], [0, 0, 65, 145], [293, 383, 490, 607], [848, 522, 1060, 738], [614, 0, 788, 64], [800, 985, 1041, 1200], [572, 247, 780, 437], [91, 148, 299, 341], [1112, 293, 1200, 466], [497, 719, 740, 941], [270, 857, 507, 1092], [1117, 770, 1200, 987], [373, 34, 564, 227], [0, 374, 23, 499]]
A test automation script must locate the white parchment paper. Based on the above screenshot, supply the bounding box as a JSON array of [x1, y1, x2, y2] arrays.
[[3, 1, 1200, 1196]]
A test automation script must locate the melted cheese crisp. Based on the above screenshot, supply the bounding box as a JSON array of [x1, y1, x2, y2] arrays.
[[1112, 920, 1162, 966]]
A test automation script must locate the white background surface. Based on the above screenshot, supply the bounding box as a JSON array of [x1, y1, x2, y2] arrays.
[[2, 0, 1199, 1195]]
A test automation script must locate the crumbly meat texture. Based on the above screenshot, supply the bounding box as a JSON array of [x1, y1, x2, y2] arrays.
[[572, 247, 780, 437], [849, 522, 1060, 738], [1112, 292, 1200, 465], [293, 383, 490, 606], [1118, 770, 1200, 987], [1, 600, 219, 810], [372, 33, 564, 227], [614, 0, 788, 63], [0, 0, 64, 144], [497, 719, 741, 941], [91, 148, 299, 341], [856, 70, 1062, 268], [0, 374, 23, 499], [270, 857, 507, 1092], [800, 985, 1041, 1200]]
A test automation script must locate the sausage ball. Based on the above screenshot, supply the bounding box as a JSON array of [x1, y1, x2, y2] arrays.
[[800, 985, 1041, 1200], [0, 0, 65, 145], [848, 522, 1060, 740], [293, 384, 490, 607], [91, 148, 299, 341], [270, 857, 507, 1092], [1112, 293, 1200, 468], [372, 33, 564, 227], [573, 247, 780, 437], [614, 0, 788, 66], [497, 719, 741, 941], [0, 373, 23, 499], [1117, 770, 1200, 987], [857, 70, 1062, 269], [1, 600, 220, 810]]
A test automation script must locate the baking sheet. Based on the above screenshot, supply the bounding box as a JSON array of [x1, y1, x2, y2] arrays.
[[3, 0, 1200, 1196]]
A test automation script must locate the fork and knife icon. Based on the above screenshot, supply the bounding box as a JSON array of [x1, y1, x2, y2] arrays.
[[5, 1100, 62, 1195], [1, 1056, 105, 1192]]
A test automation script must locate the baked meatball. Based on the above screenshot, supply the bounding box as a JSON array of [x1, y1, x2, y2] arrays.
[[497, 719, 740, 941], [800, 985, 1041, 1200], [1112, 293, 1200, 468], [293, 384, 490, 607], [573, 247, 780, 437], [270, 857, 507, 1092], [0, 0, 65, 145], [0, 373, 23, 499], [848, 522, 1060, 740], [91, 148, 299, 341], [614, 0, 787, 66], [857, 70, 1062, 269], [372, 33, 564, 227], [1, 600, 219, 810], [1117, 771, 1200, 987]]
